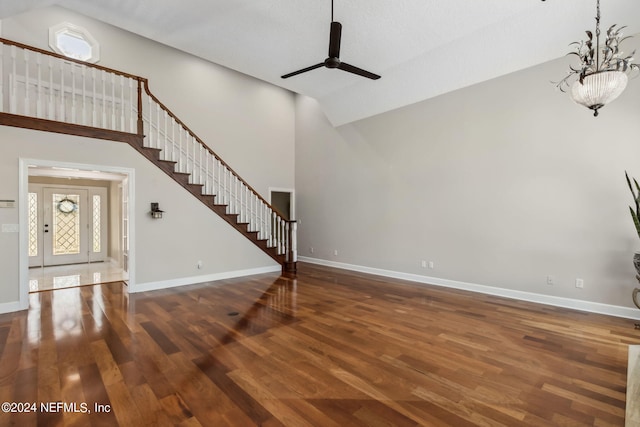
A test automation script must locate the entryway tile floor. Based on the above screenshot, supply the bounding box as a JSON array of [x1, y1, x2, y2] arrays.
[[29, 262, 126, 292]]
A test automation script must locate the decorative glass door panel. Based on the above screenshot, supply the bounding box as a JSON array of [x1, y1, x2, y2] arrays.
[[44, 188, 89, 266], [52, 193, 81, 255], [28, 184, 44, 268]]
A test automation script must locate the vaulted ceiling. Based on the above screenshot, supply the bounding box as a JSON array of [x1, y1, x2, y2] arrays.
[[2, 0, 640, 125]]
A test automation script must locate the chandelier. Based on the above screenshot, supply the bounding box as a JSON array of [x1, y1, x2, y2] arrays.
[[555, 0, 638, 116]]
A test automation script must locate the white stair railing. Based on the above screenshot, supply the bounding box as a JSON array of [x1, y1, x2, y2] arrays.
[[140, 83, 296, 261], [0, 38, 140, 133]]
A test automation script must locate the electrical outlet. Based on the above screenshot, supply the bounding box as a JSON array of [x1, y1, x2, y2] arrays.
[[575, 278, 584, 289], [421, 260, 427, 268], [429, 261, 434, 269], [197, 260, 203, 269], [547, 275, 554, 285], [309, 247, 314, 254], [334, 249, 338, 256]]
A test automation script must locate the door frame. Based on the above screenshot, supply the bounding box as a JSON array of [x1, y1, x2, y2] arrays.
[[28, 184, 109, 267], [268, 187, 295, 220], [18, 158, 136, 310]]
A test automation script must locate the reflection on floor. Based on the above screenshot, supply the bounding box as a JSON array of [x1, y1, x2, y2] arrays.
[[629, 345, 640, 426], [29, 262, 126, 292]]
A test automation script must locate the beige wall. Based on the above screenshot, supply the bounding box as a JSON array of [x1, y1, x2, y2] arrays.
[[295, 44, 640, 310]]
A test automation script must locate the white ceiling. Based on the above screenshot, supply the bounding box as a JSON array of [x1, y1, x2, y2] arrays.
[[2, 0, 640, 125]]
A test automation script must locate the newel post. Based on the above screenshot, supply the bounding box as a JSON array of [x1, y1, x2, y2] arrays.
[[136, 78, 144, 136], [284, 220, 297, 273]]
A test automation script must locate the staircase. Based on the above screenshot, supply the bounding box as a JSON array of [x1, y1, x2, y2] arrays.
[[0, 37, 297, 272]]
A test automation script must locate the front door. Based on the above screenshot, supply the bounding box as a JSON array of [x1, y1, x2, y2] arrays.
[[43, 188, 89, 266], [28, 185, 108, 267]]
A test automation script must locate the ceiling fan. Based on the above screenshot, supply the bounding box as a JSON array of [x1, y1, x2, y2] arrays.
[[281, 0, 381, 80]]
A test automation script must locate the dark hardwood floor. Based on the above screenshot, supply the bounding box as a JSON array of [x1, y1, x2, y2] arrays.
[[0, 262, 638, 426]]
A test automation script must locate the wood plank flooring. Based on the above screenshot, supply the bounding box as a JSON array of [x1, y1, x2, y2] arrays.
[[0, 262, 639, 426]]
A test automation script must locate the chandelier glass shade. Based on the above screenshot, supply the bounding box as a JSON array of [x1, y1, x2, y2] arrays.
[[570, 71, 628, 116], [555, 0, 637, 116]]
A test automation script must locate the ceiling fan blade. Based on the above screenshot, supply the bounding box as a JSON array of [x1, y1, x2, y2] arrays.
[[328, 21, 342, 58], [281, 63, 324, 79], [337, 62, 381, 80]]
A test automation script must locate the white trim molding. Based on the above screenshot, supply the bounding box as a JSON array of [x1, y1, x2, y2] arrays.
[[268, 187, 295, 220], [132, 265, 281, 293], [0, 301, 25, 315], [299, 256, 640, 321], [19, 158, 135, 313]]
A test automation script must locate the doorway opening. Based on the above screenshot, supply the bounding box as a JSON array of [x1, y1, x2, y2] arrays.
[[269, 188, 295, 221], [20, 160, 134, 298]]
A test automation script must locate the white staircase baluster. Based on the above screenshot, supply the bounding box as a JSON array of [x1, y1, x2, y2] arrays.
[[210, 152, 215, 196], [189, 131, 194, 179], [71, 62, 76, 123], [161, 108, 167, 159], [9, 46, 15, 114], [100, 71, 106, 127], [81, 67, 87, 125], [205, 150, 210, 194], [110, 74, 116, 129], [60, 59, 66, 121], [146, 96, 152, 148], [156, 103, 161, 151], [290, 222, 298, 262], [261, 202, 266, 242], [36, 53, 42, 118], [235, 176, 240, 215], [48, 57, 54, 120], [238, 181, 246, 222], [215, 159, 220, 202], [175, 120, 181, 172], [233, 173, 237, 212], [91, 68, 97, 126], [278, 215, 284, 254], [222, 162, 226, 205], [120, 76, 125, 131], [23, 50, 30, 116], [226, 168, 231, 210], [190, 133, 194, 177], [198, 139, 203, 186], [163, 110, 169, 164], [224, 168, 229, 212]]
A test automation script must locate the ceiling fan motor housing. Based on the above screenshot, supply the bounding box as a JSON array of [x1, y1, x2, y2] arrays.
[[325, 57, 341, 68]]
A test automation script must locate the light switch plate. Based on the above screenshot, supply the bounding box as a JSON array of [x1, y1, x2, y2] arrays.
[[1, 224, 19, 233]]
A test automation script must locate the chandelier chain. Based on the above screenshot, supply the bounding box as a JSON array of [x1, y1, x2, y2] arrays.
[[595, 0, 600, 68]]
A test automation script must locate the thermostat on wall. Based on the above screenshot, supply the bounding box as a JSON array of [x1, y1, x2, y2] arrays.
[[0, 200, 16, 208]]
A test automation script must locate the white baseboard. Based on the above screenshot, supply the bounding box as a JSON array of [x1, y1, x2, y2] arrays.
[[131, 265, 281, 293], [0, 300, 27, 315], [299, 256, 640, 320]]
